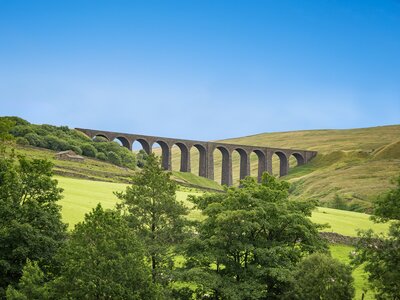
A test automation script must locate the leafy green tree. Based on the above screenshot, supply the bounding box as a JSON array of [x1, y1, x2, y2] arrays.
[[0, 155, 67, 297], [291, 253, 354, 300], [116, 153, 190, 285], [50, 204, 158, 299], [352, 176, 400, 300], [6, 260, 50, 300], [181, 174, 327, 299]]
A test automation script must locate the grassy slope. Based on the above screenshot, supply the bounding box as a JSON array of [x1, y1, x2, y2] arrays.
[[158, 125, 400, 207], [56, 176, 204, 229]]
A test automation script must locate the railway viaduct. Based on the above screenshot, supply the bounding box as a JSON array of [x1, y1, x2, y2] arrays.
[[76, 128, 317, 186]]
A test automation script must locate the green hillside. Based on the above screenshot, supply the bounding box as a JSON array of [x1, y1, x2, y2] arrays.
[[160, 125, 400, 209]]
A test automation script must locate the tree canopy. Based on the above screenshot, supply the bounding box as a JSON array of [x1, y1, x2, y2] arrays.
[[180, 174, 327, 299], [0, 154, 67, 297]]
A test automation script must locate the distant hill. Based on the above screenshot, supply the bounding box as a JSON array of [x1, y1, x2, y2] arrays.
[[163, 125, 400, 210]]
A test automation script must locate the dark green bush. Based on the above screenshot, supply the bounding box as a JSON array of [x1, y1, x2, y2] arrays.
[[16, 137, 29, 146], [25, 133, 47, 148], [96, 152, 107, 161], [107, 151, 122, 166], [81, 144, 97, 158], [10, 125, 34, 137], [70, 145, 83, 155], [44, 135, 69, 151]]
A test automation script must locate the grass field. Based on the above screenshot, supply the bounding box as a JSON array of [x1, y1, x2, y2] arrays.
[[57, 176, 388, 236], [56, 176, 204, 229]]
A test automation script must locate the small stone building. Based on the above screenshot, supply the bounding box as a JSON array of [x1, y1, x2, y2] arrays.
[[55, 150, 84, 162]]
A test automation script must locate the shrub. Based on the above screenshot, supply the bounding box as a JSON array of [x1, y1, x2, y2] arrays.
[[81, 144, 97, 157], [96, 152, 107, 161], [25, 133, 47, 148], [93, 136, 109, 143], [107, 151, 122, 166], [10, 125, 34, 137], [70, 145, 83, 155], [16, 137, 29, 146], [291, 253, 354, 300], [44, 135, 69, 151]]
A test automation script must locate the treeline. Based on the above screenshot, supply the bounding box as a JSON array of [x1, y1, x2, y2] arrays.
[[1, 116, 142, 169]]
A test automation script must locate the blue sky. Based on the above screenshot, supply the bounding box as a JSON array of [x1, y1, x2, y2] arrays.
[[1, 0, 399, 140]]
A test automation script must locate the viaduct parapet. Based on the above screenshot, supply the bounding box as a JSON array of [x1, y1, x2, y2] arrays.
[[76, 128, 317, 186]]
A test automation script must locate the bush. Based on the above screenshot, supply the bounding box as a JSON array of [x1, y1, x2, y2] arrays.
[[10, 125, 34, 137], [107, 151, 122, 166], [96, 152, 107, 161], [16, 137, 29, 146], [81, 144, 97, 157], [44, 135, 69, 151], [70, 145, 83, 155], [25, 133, 47, 148], [93, 136, 108, 143], [291, 253, 354, 300]]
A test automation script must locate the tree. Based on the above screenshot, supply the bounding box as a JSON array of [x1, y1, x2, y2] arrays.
[[50, 204, 158, 299], [291, 253, 354, 300], [6, 260, 50, 300], [181, 174, 327, 299], [352, 176, 400, 300], [330, 194, 348, 210], [116, 153, 190, 286], [0, 155, 67, 297]]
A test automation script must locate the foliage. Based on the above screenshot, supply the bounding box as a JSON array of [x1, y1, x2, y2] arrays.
[[136, 149, 149, 168], [107, 151, 122, 166], [0, 154, 67, 297], [15, 137, 29, 146], [180, 173, 327, 299], [50, 204, 159, 299], [6, 260, 50, 300], [352, 175, 400, 300], [0, 118, 15, 145], [116, 153, 190, 286], [291, 253, 354, 300], [329, 194, 348, 210], [0, 116, 137, 169]]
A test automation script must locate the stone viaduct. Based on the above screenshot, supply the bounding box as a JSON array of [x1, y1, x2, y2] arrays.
[[76, 128, 317, 186]]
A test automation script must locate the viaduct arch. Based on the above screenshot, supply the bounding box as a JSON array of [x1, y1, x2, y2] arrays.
[[76, 128, 317, 186]]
